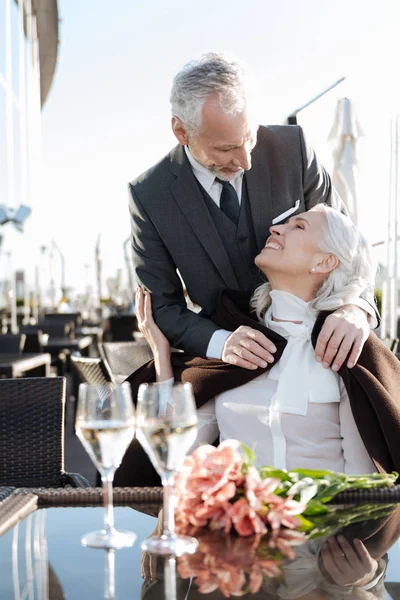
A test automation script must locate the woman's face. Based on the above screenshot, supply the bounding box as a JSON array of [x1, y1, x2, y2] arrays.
[[255, 207, 328, 279]]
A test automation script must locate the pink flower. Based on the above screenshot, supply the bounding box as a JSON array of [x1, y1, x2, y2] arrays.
[[265, 497, 305, 531], [175, 440, 244, 529], [244, 467, 281, 510], [229, 498, 268, 536]]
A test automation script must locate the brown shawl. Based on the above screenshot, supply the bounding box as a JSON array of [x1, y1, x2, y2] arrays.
[[114, 290, 400, 487]]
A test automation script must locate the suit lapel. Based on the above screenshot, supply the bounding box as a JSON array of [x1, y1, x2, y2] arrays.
[[245, 132, 274, 252], [170, 146, 239, 289]]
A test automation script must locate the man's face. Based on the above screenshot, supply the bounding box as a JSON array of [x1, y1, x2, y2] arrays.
[[173, 94, 258, 181]]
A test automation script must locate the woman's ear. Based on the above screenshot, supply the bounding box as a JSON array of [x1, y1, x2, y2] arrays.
[[314, 253, 339, 274]]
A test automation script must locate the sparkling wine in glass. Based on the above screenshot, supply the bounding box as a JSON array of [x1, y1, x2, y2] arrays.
[[75, 382, 136, 549], [136, 382, 198, 555]]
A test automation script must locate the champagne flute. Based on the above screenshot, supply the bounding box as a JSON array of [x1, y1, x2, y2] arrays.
[[75, 382, 136, 549], [136, 382, 199, 555]]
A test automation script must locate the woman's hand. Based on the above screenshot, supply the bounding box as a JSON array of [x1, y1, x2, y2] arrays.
[[320, 535, 378, 587], [136, 287, 173, 381]]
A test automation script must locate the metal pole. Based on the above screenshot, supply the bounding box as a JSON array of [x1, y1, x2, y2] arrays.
[[52, 240, 66, 298], [382, 119, 394, 339], [95, 235, 103, 309], [123, 236, 135, 301], [287, 77, 346, 124], [393, 117, 399, 340], [5, 0, 15, 208]]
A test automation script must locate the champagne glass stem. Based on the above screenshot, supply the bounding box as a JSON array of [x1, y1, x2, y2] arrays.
[[102, 472, 115, 532], [162, 473, 176, 536]]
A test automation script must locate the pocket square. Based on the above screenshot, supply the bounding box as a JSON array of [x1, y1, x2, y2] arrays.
[[272, 199, 301, 225]]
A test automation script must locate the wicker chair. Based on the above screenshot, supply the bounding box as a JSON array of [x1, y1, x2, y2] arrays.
[[0, 334, 26, 354], [71, 355, 114, 386], [0, 377, 91, 488], [99, 341, 153, 383]]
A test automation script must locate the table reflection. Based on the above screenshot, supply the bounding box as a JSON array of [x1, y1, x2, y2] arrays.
[[0, 504, 400, 599], [141, 504, 400, 599]]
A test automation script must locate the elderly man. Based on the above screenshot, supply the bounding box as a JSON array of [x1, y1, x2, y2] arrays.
[[129, 53, 376, 372]]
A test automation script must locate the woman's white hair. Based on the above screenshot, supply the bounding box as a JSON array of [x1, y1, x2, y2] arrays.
[[170, 53, 248, 136], [251, 205, 377, 321]]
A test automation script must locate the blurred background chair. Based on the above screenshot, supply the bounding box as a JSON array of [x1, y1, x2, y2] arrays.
[[0, 333, 26, 354], [71, 355, 114, 386], [38, 320, 74, 339], [99, 341, 153, 383], [45, 312, 82, 327], [0, 377, 91, 488], [107, 314, 138, 342]]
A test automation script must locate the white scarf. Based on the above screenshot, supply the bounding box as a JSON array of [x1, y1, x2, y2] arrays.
[[265, 290, 341, 416]]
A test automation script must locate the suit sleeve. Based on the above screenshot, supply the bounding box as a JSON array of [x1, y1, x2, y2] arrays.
[[298, 126, 379, 325], [129, 183, 220, 355]]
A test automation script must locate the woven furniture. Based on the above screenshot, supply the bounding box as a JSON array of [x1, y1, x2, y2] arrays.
[[99, 341, 153, 383], [0, 493, 38, 537], [71, 355, 114, 385], [14, 486, 163, 508], [0, 377, 91, 488], [0, 334, 26, 354], [70, 356, 114, 425]]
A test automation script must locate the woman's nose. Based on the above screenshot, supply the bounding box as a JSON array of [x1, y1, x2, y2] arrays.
[[269, 223, 284, 235]]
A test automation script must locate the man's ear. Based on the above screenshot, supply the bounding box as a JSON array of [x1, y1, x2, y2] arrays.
[[171, 117, 189, 145], [315, 253, 339, 274]]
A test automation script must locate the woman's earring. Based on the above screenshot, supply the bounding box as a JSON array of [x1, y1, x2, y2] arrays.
[[310, 267, 316, 273]]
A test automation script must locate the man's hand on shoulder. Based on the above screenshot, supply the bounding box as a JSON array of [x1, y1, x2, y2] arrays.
[[314, 304, 370, 371], [222, 326, 276, 370]]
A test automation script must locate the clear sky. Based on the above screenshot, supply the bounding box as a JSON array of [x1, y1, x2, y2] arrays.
[[5, 0, 400, 299]]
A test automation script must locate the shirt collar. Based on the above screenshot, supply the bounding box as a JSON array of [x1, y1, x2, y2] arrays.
[[184, 145, 244, 192], [184, 146, 216, 193]]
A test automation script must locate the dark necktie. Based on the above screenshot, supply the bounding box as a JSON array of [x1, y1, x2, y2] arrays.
[[216, 178, 240, 225]]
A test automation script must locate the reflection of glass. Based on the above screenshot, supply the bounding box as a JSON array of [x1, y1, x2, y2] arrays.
[[76, 382, 136, 549], [137, 383, 198, 555], [104, 550, 116, 600], [164, 556, 177, 600]]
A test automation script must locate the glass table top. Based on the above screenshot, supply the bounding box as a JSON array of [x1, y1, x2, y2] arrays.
[[0, 503, 399, 599]]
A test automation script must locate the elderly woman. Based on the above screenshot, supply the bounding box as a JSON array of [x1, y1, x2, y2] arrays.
[[116, 205, 400, 485]]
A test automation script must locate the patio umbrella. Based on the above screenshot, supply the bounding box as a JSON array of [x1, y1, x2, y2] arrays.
[[328, 97, 364, 225]]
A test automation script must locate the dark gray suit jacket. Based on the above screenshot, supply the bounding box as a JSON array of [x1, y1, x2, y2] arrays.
[[129, 125, 346, 355]]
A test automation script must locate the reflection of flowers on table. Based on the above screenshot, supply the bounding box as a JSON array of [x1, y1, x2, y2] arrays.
[[177, 529, 301, 597], [174, 440, 306, 537]]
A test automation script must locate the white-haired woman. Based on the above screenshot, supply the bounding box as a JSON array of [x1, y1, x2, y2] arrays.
[[130, 204, 400, 473]]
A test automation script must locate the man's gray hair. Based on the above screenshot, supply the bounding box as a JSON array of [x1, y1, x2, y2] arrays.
[[251, 205, 377, 320], [170, 53, 248, 135]]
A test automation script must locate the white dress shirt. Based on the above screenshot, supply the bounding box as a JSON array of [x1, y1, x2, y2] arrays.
[[196, 290, 376, 474], [184, 146, 376, 360]]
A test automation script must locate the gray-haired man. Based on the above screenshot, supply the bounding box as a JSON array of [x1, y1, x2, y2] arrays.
[[129, 53, 376, 372]]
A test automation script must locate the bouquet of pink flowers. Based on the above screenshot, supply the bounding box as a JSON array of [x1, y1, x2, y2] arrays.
[[174, 440, 306, 538], [174, 439, 397, 539]]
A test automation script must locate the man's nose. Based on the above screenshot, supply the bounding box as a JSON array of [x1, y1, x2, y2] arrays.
[[233, 145, 252, 171]]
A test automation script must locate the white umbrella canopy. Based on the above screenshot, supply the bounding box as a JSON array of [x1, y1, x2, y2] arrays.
[[328, 97, 364, 225]]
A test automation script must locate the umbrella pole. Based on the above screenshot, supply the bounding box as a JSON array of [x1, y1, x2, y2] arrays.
[[393, 118, 400, 341]]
